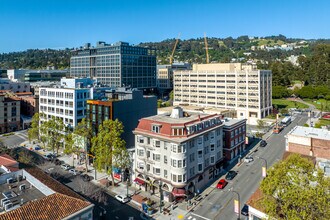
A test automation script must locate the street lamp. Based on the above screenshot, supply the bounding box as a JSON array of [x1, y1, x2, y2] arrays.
[[230, 188, 240, 220], [159, 180, 163, 213], [256, 156, 267, 178]]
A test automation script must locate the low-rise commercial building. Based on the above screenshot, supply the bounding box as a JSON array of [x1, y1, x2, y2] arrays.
[[86, 87, 157, 148], [0, 167, 93, 220], [0, 78, 30, 93], [133, 107, 224, 201], [7, 69, 69, 82], [173, 63, 272, 125], [286, 126, 330, 175]]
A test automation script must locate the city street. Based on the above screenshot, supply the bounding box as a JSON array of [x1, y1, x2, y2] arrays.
[[186, 114, 308, 220], [0, 129, 29, 148]]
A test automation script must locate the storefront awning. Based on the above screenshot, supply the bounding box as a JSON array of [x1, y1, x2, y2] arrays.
[[134, 178, 145, 185], [172, 188, 186, 197]]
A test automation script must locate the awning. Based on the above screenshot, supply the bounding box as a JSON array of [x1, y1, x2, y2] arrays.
[[134, 178, 145, 185], [172, 188, 186, 197]]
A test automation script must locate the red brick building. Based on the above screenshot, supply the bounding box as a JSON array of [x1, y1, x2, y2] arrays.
[[222, 119, 247, 161], [15, 92, 39, 117], [286, 126, 330, 160]]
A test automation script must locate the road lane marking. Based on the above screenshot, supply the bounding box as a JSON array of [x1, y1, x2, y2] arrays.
[[189, 212, 212, 220]]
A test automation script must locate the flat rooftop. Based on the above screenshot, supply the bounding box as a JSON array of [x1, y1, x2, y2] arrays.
[[145, 111, 213, 124], [288, 126, 330, 141], [0, 179, 45, 212], [158, 105, 233, 114], [223, 118, 246, 127]]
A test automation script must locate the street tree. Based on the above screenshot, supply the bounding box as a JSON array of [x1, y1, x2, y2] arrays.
[[27, 113, 39, 142], [91, 119, 126, 186], [257, 119, 266, 131], [73, 118, 93, 172], [42, 116, 65, 155], [64, 132, 76, 167], [113, 147, 131, 182], [259, 153, 330, 220]]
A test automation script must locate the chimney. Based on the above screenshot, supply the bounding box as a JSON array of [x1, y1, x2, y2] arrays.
[[170, 107, 183, 119]]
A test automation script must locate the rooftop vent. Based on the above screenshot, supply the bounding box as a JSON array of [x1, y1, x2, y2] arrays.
[[170, 107, 183, 119]]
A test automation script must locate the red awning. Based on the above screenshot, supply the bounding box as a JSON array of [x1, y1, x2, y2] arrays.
[[134, 178, 145, 185], [172, 188, 186, 197]]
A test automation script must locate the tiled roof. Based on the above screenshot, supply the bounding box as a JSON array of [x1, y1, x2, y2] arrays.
[[24, 167, 85, 200], [0, 154, 18, 167], [0, 193, 91, 220]]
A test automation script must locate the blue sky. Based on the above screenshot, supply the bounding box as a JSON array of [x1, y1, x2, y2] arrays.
[[0, 0, 329, 53]]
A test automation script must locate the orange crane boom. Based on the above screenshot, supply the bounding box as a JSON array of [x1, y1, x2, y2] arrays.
[[204, 33, 209, 64], [170, 33, 181, 65]]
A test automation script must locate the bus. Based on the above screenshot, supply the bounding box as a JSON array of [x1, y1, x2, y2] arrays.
[[281, 116, 292, 127]]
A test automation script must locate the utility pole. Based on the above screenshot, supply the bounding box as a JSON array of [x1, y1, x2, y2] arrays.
[[230, 188, 241, 220], [257, 156, 268, 178], [159, 180, 163, 213]]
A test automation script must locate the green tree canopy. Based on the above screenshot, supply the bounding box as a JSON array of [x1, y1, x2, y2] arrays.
[[260, 153, 330, 220], [27, 113, 40, 142], [272, 86, 291, 99], [91, 119, 127, 186]]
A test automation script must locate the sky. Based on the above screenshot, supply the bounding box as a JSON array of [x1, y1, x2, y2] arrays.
[[0, 0, 329, 53]]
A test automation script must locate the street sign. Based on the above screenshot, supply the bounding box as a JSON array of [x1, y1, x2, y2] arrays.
[[262, 166, 267, 177], [234, 199, 239, 214]]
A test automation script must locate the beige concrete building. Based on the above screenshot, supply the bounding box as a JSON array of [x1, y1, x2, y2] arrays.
[[173, 63, 272, 125], [0, 93, 21, 133]]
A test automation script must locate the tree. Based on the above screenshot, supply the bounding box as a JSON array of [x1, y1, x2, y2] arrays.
[[18, 150, 34, 165], [113, 147, 131, 182], [257, 120, 266, 131], [27, 113, 40, 142], [41, 116, 65, 155], [72, 119, 93, 172], [91, 119, 126, 186], [260, 154, 330, 220], [272, 86, 290, 99], [63, 132, 76, 167]]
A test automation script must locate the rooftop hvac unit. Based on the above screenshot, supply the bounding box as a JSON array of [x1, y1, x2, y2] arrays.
[[19, 184, 26, 191], [3, 200, 11, 207], [4, 203, 13, 211], [6, 178, 14, 184], [1, 198, 9, 207]]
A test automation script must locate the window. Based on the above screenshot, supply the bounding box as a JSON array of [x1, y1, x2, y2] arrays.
[[205, 158, 209, 167], [171, 144, 177, 153], [138, 136, 144, 144], [231, 132, 234, 138], [171, 159, 177, 168], [178, 160, 182, 168], [198, 164, 203, 172], [204, 145, 209, 154], [177, 144, 186, 153], [147, 137, 150, 145], [204, 133, 209, 141], [172, 174, 177, 182], [164, 142, 168, 150], [178, 175, 183, 183], [138, 162, 144, 170], [189, 140, 195, 149], [190, 167, 195, 176], [198, 150, 203, 159], [153, 167, 160, 175], [190, 153, 195, 162], [147, 151, 150, 158], [138, 149, 144, 157], [211, 156, 215, 164], [217, 140, 221, 148], [197, 137, 203, 145], [210, 144, 215, 151], [231, 140, 234, 147], [152, 125, 160, 133], [164, 169, 168, 178], [164, 155, 168, 164], [147, 164, 150, 171], [154, 140, 160, 148], [153, 154, 160, 162], [216, 128, 221, 136], [217, 152, 221, 159]]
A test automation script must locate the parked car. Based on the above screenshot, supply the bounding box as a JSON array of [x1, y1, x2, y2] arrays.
[[216, 179, 228, 189], [61, 164, 72, 170], [244, 155, 254, 163], [69, 169, 81, 175], [260, 140, 267, 147], [241, 204, 249, 216], [80, 174, 91, 182], [44, 154, 55, 161], [53, 159, 64, 166], [115, 194, 130, 203], [225, 171, 237, 180], [34, 145, 41, 151]]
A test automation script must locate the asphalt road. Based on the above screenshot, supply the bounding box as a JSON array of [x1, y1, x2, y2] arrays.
[[0, 129, 29, 148], [186, 114, 308, 220]]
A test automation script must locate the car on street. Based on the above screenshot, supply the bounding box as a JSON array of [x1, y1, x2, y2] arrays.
[[115, 194, 130, 203], [225, 171, 237, 180], [34, 145, 41, 150], [61, 164, 72, 170], [80, 174, 91, 182], [260, 140, 267, 147], [244, 155, 254, 163], [69, 169, 81, 175], [216, 179, 228, 189], [53, 159, 64, 166], [44, 154, 55, 161], [241, 204, 249, 216]]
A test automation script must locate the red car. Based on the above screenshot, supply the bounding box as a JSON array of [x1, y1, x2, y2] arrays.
[[216, 179, 228, 189]]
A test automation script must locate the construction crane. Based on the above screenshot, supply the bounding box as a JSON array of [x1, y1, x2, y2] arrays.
[[204, 33, 209, 64], [170, 33, 181, 65]]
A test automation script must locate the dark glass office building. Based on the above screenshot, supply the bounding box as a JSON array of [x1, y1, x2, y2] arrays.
[[70, 41, 157, 89]]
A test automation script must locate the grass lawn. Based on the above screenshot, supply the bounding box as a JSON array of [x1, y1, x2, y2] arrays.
[[315, 119, 330, 127], [272, 99, 309, 109], [303, 99, 330, 111]]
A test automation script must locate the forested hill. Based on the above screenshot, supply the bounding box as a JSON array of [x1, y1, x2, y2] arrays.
[[0, 35, 329, 86]]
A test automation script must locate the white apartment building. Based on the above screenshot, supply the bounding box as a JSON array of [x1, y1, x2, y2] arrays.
[[39, 78, 93, 127], [133, 107, 224, 202], [173, 63, 272, 125]]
